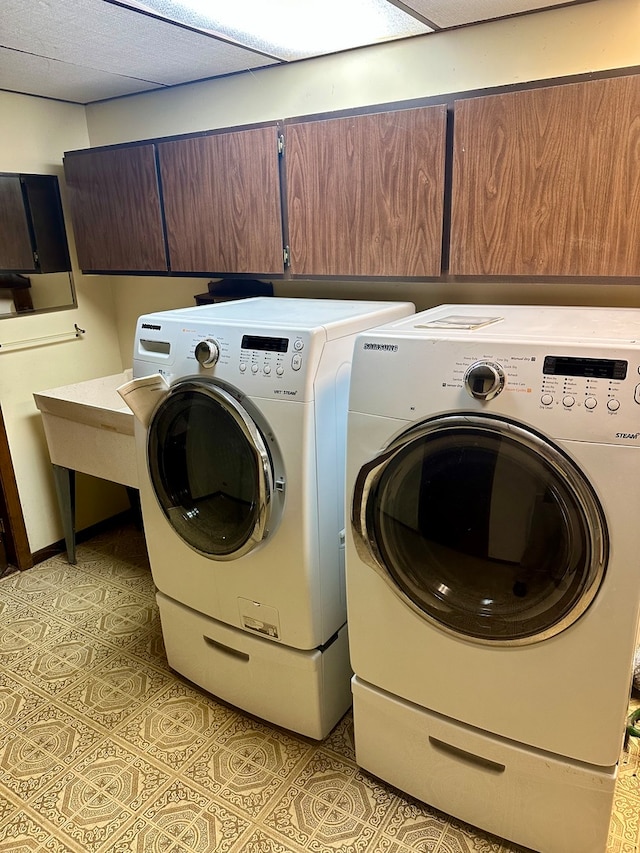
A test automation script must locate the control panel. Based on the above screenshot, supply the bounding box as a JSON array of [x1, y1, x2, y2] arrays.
[[446, 347, 640, 442], [237, 333, 306, 379], [538, 354, 629, 414], [133, 320, 316, 399], [349, 312, 640, 446]]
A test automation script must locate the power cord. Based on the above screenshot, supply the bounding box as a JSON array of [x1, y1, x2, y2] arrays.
[[626, 708, 640, 740]]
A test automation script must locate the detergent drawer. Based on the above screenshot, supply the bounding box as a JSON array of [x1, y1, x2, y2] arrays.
[[157, 592, 352, 740]]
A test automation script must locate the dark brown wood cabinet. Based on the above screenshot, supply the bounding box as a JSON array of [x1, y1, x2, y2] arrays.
[[63, 144, 168, 273], [0, 173, 71, 273], [450, 74, 640, 277], [284, 106, 447, 278], [62, 72, 640, 282], [157, 123, 284, 276]]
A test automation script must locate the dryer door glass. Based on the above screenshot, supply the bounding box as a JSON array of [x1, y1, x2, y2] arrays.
[[353, 415, 608, 644], [148, 381, 278, 559]]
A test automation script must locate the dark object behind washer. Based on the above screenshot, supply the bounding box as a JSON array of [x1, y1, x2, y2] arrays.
[[194, 278, 273, 305]]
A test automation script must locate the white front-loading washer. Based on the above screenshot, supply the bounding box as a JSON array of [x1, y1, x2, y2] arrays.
[[130, 297, 414, 739], [346, 304, 640, 852]]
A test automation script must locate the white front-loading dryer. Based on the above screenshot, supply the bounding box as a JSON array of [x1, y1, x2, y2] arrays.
[[346, 304, 640, 852], [130, 297, 414, 738]]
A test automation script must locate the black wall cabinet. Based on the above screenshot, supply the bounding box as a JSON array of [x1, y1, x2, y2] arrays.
[[0, 173, 71, 274]]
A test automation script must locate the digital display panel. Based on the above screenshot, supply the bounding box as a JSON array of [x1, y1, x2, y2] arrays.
[[241, 335, 289, 353], [543, 355, 627, 380]]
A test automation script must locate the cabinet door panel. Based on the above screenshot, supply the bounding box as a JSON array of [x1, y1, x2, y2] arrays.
[[22, 175, 72, 273], [158, 126, 283, 275], [285, 106, 447, 278], [451, 76, 640, 277], [0, 175, 35, 271], [64, 145, 167, 272]]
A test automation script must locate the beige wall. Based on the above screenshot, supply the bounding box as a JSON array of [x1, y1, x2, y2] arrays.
[[0, 92, 128, 554], [6, 0, 640, 555]]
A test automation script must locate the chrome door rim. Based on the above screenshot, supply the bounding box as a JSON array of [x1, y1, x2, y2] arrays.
[[351, 413, 608, 646], [148, 379, 276, 560]]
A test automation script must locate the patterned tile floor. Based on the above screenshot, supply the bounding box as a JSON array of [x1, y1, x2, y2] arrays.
[[0, 520, 637, 852]]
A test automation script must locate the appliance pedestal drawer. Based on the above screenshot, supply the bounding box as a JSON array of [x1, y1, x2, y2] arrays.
[[352, 676, 616, 853], [157, 592, 352, 739]]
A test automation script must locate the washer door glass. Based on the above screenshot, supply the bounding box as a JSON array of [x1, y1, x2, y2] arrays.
[[352, 415, 608, 644], [148, 380, 278, 559]]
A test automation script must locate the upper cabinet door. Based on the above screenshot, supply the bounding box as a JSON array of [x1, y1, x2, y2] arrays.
[[450, 75, 640, 277], [64, 144, 168, 273], [0, 174, 36, 271], [0, 174, 71, 273], [285, 106, 447, 279], [157, 124, 284, 276]]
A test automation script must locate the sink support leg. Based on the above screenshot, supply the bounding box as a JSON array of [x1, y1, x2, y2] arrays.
[[52, 465, 76, 565], [125, 486, 142, 529]]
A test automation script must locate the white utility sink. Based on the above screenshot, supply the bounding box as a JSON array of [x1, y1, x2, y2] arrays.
[[34, 370, 138, 488]]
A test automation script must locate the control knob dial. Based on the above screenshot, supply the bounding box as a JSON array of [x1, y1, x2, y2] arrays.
[[195, 338, 220, 367], [464, 360, 506, 401]]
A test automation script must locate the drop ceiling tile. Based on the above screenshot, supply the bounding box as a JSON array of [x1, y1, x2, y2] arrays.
[[0, 46, 163, 103], [400, 0, 593, 28]]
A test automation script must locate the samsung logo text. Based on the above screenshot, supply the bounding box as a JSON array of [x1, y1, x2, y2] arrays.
[[363, 343, 398, 352]]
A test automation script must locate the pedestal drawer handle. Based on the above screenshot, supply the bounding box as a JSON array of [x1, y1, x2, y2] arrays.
[[429, 736, 505, 774], [203, 635, 250, 662]]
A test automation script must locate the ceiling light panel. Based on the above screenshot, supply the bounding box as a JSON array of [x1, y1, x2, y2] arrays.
[[126, 0, 432, 60], [398, 0, 592, 28]]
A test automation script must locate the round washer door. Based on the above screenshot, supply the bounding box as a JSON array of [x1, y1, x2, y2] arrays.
[[352, 415, 608, 645], [147, 379, 283, 560]]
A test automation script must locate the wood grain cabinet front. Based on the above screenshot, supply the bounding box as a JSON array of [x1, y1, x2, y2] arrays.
[[284, 105, 447, 279], [157, 124, 284, 276], [63, 144, 168, 273], [450, 74, 640, 277]]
